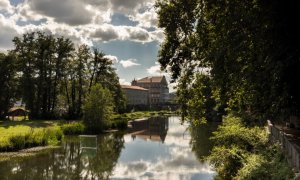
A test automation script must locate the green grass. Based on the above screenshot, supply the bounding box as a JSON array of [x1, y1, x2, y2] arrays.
[[61, 121, 85, 135], [0, 120, 63, 152]]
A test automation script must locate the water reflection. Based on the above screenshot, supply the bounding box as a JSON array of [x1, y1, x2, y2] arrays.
[[0, 116, 216, 180], [0, 133, 124, 180], [111, 116, 216, 180], [129, 116, 169, 143]]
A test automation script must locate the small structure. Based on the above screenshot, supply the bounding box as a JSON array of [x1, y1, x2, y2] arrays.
[[79, 135, 98, 157], [7, 107, 29, 121]]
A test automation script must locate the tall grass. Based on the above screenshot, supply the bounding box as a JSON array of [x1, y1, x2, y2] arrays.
[[61, 122, 85, 135], [0, 127, 63, 152]]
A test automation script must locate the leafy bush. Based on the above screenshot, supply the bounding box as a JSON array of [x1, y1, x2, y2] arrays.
[[235, 146, 294, 180], [83, 84, 114, 132], [110, 119, 127, 130], [211, 114, 268, 151], [62, 122, 85, 135], [208, 114, 294, 179]]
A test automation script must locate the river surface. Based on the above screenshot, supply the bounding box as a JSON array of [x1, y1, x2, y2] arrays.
[[0, 116, 218, 180]]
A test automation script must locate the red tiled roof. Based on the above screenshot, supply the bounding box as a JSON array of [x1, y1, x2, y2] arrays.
[[121, 85, 148, 91]]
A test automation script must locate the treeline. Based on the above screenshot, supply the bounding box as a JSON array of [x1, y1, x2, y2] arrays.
[[0, 31, 126, 119]]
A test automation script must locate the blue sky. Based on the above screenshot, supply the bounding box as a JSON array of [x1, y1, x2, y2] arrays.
[[0, 0, 175, 90]]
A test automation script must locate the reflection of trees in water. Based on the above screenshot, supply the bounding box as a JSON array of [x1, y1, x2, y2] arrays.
[[189, 122, 219, 162], [0, 133, 124, 180]]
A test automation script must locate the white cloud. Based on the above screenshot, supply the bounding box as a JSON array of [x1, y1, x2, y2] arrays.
[[91, 24, 152, 43], [129, 4, 158, 28], [119, 78, 131, 85], [91, 24, 120, 41], [104, 54, 118, 63], [147, 62, 165, 75], [27, 0, 94, 25], [0, 15, 20, 52], [0, 0, 13, 14], [120, 58, 140, 68], [150, 29, 165, 42], [110, 0, 154, 14]]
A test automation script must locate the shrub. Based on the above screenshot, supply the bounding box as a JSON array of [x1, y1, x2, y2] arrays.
[[83, 84, 114, 132], [208, 114, 294, 179], [62, 122, 86, 135], [110, 119, 127, 130]]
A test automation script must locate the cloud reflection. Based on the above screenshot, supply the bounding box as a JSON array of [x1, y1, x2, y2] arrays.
[[110, 117, 216, 180]]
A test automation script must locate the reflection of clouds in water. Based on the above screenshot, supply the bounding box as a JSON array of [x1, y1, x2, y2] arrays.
[[111, 117, 215, 180], [111, 144, 215, 180]]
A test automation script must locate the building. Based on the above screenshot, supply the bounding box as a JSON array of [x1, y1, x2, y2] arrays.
[[121, 85, 149, 105], [131, 76, 169, 105]]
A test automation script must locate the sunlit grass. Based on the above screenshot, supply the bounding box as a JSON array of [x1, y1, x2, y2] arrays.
[[0, 120, 62, 151]]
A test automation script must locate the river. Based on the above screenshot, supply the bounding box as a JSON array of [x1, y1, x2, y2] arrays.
[[0, 116, 218, 180]]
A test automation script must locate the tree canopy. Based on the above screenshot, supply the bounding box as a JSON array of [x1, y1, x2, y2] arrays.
[[156, 0, 300, 121], [0, 31, 126, 119]]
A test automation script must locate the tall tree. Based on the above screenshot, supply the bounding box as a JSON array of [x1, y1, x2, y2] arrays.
[[0, 53, 17, 119], [13, 32, 74, 119], [87, 49, 126, 113]]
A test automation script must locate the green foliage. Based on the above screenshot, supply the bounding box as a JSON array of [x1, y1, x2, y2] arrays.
[[208, 114, 293, 179], [8, 31, 126, 120], [209, 145, 245, 180], [109, 119, 127, 130], [179, 74, 220, 123], [83, 84, 114, 132], [212, 115, 268, 151], [61, 122, 86, 135], [0, 53, 17, 119], [235, 145, 294, 180], [0, 127, 63, 152], [156, 0, 300, 121]]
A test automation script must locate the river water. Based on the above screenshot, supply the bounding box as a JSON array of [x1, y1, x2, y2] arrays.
[[0, 116, 217, 180]]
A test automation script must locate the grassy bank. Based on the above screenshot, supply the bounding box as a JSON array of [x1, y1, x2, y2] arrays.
[[0, 111, 174, 152], [0, 120, 64, 151]]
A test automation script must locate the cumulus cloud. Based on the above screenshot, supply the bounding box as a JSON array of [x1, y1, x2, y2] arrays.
[[104, 54, 119, 63], [27, 0, 94, 25], [0, 15, 20, 52], [110, 0, 154, 14], [120, 58, 140, 68], [126, 27, 150, 42], [119, 78, 131, 85], [0, 0, 13, 14], [147, 62, 164, 75], [91, 25, 152, 43], [129, 5, 158, 28], [91, 24, 120, 41]]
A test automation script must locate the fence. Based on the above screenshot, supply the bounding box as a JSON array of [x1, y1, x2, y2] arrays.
[[267, 120, 300, 172]]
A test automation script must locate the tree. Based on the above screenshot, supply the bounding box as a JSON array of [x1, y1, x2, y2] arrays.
[[87, 49, 126, 113], [13, 32, 74, 119], [83, 84, 114, 132], [0, 53, 17, 119], [156, 0, 300, 122]]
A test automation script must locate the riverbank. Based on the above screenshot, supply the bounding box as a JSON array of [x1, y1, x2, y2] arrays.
[[0, 110, 174, 152]]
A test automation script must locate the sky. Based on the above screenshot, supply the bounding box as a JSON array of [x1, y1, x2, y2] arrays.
[[0, 0, 176, 91]]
